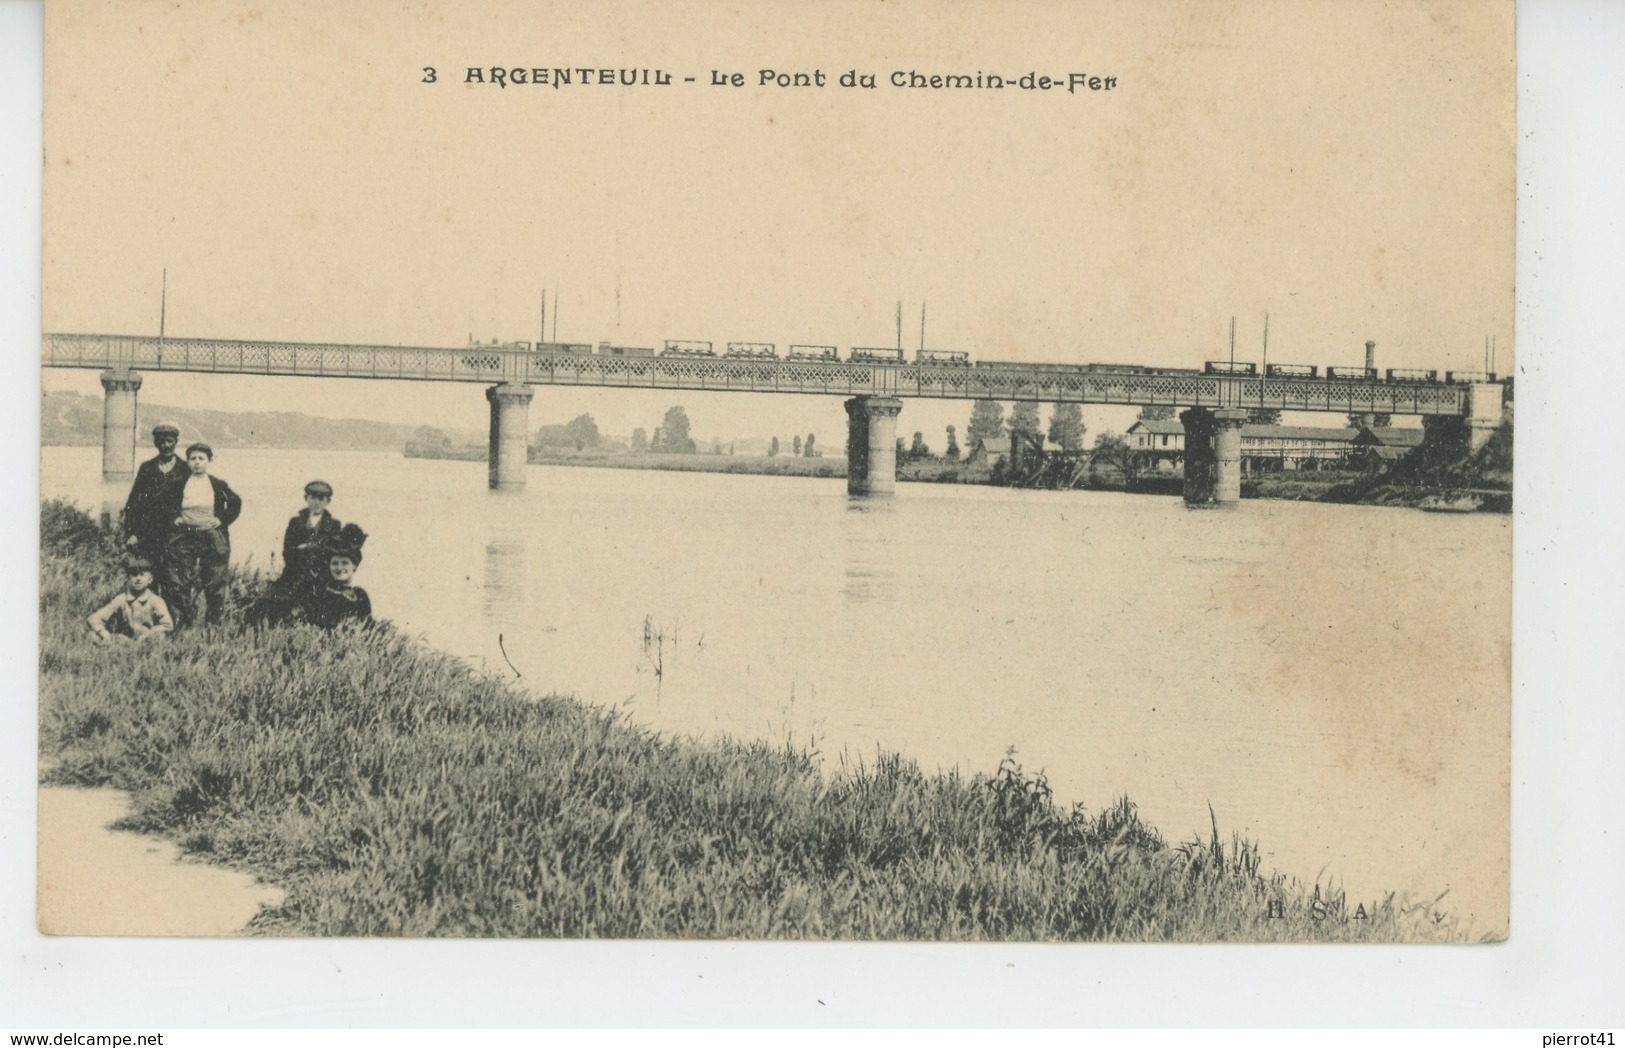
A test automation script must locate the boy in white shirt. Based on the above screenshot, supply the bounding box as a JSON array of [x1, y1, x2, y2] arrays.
[[158, 442, 244, 627]]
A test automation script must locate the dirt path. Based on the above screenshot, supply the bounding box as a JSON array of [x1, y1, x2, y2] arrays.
[[37, 786, 284, 936]]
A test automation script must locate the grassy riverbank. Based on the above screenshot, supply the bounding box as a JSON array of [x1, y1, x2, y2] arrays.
[[1243, 472, 1514, 511], [39, 501, 1463, 940]]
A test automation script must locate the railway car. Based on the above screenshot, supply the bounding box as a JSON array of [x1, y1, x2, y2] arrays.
[[1446, 370, 1497, 384], [537, 341, 593, 355], [1385, 368, 1439, 383], [1265, 363, 1318, 379], [596, 342, 655, 357], [916, 349, 970, 366], [1204, 361, 1258, 376], [971, 360, 1174, 375], [662, 339, 716, 357], [849, 346, 906, 364], [968, 355, 1046, 367], [786, 344, 839, 362], [1088, 364, 1204, 377], [969, 360, 1203, 377], [1082, 363, 1151, 374], [1326, 366, 1378, 381], [725, 342, 778, 359]]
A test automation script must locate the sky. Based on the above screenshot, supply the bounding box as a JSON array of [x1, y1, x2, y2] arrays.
[[41, 0, 1514, 447]]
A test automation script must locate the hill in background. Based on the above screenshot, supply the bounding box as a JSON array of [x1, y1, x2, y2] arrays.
[[41, 391, 482, 452]]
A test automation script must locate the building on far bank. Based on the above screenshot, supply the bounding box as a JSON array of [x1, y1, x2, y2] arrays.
[[1127, 419, 1187, 473], [1348, 425, 1427, 470], [965, 433, 1069, 470], [1239, 424, 1361, 472], [1125, 418, 1420, 474], [964, 435, 1013, 468]]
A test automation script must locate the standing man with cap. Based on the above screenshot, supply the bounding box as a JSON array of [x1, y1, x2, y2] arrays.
[[121, 424, 183, 583]]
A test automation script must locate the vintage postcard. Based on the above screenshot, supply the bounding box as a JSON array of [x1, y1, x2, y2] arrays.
[[38, 0, 1514, 941]]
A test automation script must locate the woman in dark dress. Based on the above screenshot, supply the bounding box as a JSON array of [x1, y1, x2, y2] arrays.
[[300, 523, 372, 630]]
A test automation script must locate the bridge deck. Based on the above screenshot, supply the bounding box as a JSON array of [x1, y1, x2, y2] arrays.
[[42, 333, 1472, 416]]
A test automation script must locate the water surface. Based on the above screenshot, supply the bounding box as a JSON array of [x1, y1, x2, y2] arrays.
[[44, 446, 1511, 932]]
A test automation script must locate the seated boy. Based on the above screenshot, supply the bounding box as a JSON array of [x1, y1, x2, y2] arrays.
[[298, 524, 373, 630], [87, 557, 174, 643]]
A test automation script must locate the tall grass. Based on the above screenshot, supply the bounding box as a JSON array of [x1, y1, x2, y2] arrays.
[[39, 500, 1464, 940]]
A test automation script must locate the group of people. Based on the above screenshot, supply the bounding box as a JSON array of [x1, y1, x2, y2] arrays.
[[87, 423, 373, 643]]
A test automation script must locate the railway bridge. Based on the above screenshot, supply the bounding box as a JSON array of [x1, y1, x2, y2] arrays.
[[43, 331, 1506, 506]]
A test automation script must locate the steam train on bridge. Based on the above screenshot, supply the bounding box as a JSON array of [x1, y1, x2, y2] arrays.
[[470, 337, 1497, 385]]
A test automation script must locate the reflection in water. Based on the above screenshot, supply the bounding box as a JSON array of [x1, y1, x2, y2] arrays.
[[843, 496, 897, 604], [473, 499, 536, 681], [476, 484, 536, 630], [482, 537, 528, 619], [843, 495, 896, 515]]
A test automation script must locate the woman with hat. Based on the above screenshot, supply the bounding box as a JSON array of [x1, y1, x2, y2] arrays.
[[299, 523, 372, 630]]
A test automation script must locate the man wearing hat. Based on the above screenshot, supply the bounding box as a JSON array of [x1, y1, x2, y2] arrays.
[[121, 423, 183, 573], [281, 480, 343, 582], [248, 480, 344, 626]]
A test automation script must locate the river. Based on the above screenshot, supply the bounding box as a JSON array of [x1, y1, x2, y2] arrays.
[[41, 445, 1512, 934]]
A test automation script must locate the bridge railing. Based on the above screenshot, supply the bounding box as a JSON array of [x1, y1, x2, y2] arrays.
[[42, 333, 540, 384], [899, 364, 1467, 415], [41, 333, 1474, 415]]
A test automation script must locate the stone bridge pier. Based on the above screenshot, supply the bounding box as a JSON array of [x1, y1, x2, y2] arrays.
[[486, 383, 534, 490], [99, 369, 143, 481], [1465, 382, 1506, 452], [1180, 406, 1247, 507], [844, 396, 903, 497], [1421, 383, 1506, 458]]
